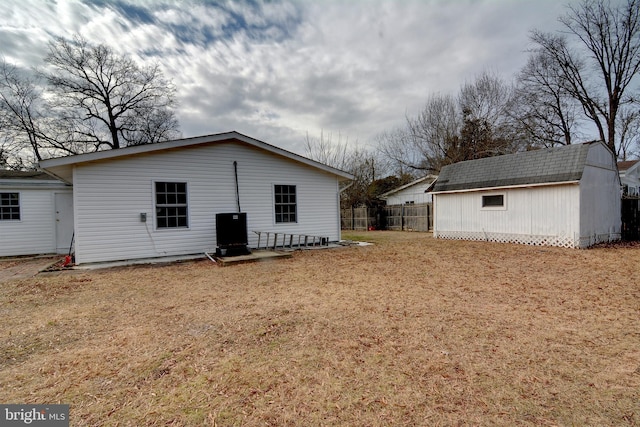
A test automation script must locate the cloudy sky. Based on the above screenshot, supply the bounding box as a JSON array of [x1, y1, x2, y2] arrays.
[[0, 0, 581, 155]]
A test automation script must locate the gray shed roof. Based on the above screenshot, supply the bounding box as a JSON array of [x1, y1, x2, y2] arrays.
[[432, 142, 595, 193]]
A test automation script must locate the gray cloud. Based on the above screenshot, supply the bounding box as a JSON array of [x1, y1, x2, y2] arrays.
[[0, 0, 579, 154]]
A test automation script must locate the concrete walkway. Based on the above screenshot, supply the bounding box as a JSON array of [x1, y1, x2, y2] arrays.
[[0, 256, 61, 284]]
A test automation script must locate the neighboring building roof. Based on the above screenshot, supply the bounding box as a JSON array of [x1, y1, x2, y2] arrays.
[[379, 175, 438, 199], [0, 170, 53, 180], [432, 142, 599, 193], [39, 131, 354, 184], [0, 169, 69, 188], [618, 160, 640, 172]]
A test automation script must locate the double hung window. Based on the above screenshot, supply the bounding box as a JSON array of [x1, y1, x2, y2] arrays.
[[274, 185, 297, 223], [0, 193, 20, 220], [155, 182, 188, 228]]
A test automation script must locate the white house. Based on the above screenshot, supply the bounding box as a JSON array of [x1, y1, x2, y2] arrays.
[[618, 160, 640, 197], [379, 175, 437, 205], [431, 141, 621, 248], [0, 170, 74, 257], [39, 131, 353, 265]]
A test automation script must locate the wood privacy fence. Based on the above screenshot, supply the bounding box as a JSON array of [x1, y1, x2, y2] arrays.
[[341, 203, 432, 231], [622, 198, 640, 241]]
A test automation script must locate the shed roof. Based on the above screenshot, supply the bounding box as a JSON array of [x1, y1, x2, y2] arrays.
[[432, 142, 598, 193], [39, 131, 354, 184]]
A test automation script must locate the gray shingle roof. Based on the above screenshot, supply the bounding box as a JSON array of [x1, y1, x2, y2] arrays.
[[432, 142, 594, 193]]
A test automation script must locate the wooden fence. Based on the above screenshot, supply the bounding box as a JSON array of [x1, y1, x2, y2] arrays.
[[341, 203, 432, 231], [622, 198, 640, 241]]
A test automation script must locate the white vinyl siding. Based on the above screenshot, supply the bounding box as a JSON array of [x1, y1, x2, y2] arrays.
[[71, 141, 342, 264], [579, 143, 622, 246], [0, 186, 72, 257], [435, 185, 580, 239]]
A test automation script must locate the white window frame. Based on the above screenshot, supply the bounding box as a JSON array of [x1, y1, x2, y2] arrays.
[[273, 184, 298, 224], [153, 181, 190, 230], [0, 191, 21, 221], [481, 192, 507, 211]]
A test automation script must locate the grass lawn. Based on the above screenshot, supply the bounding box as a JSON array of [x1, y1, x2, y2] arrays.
[[1, 231, 639, 426]]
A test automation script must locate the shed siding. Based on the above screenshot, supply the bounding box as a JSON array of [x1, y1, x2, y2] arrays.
[[72, 141, 341, 264], [385, 182, 433, 205], [578, 143, 621, 247], [434, 185, 581, 246], [0, 187, 71, 256]]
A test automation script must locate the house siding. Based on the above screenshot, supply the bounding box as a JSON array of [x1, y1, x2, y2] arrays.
[[72, 141, 342, 264], [0, 186, 72, 257], [433, 185, 581, 246]]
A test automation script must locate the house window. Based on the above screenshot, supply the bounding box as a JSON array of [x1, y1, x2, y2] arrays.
[[274, 185, 297, 223], [155, 182, 188, 228], [0, 192, 20, 220], [482, 194, 505, 209]]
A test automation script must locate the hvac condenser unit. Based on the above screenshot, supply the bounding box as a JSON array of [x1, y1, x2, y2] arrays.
[[215, 212, 250, 256]]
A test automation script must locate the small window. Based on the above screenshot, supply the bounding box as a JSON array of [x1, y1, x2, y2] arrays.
[[155, 182, 188, 228], [482, 194, 504, 208], [274, 185, 297, 223], [0, 192, 20, 220]]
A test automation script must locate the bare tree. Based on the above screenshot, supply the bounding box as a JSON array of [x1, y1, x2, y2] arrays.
[[0, 59, 46, 163], [304, 130, 352, 171], [43, 35, 179, 151], [512, 50, 583, 148], [305, 130, 389, 207], [616, 106, 640, 159], [529, 0, 640, 153], [378, 72, 518, 173]]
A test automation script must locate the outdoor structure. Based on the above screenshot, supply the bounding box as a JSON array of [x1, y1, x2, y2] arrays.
[[378, 175, 437, 205], [40, 131, 352, 265], [430, 141, 621, 248], [618, 160, 640, 197], [0, 170, 74, 257]]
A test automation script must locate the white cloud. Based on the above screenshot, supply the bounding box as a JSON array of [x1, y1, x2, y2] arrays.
[[0, 0, 582, 155]]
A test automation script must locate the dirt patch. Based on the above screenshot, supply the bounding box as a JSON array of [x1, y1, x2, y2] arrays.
[[0, 232, 638, 426]]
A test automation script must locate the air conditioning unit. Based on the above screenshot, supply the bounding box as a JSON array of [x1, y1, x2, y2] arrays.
[[215, 213, 251, 256]]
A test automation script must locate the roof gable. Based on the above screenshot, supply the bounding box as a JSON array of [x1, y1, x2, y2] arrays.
[[379, 175, 437, 199], [432, 142, 599, 193], [39, 131, 353, 184]]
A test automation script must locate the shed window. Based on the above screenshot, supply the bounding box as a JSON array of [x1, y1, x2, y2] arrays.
[[0, 192, 20, 220], [482, 194, 504, 208], [274, 185, 297, 223], [155, 182, 188, 228]]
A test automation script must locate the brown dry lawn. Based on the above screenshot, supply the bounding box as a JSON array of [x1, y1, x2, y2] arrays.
[[1, 231, 639, 426]]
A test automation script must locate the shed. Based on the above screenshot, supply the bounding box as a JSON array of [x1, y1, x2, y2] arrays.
[[430, 141, 621, 248], [379, 175, 437, 205], [0, 170, 74, 257], [618, 160, 640, 197], [39, 131, 353, 265]]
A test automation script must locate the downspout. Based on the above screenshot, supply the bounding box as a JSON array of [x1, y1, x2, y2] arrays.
[[233, 161, 241, 213]]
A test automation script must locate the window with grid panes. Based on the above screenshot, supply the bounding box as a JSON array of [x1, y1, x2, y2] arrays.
[[274, 185, 297, 223], [155, 182, 188, 228], [0, 193, 20, 220]]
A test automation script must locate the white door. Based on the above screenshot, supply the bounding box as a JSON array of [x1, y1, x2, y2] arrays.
[[55, 192, 74, 254]]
